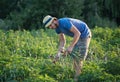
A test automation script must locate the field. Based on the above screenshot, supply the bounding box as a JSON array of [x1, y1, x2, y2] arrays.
[[0, 27, 120, 82]]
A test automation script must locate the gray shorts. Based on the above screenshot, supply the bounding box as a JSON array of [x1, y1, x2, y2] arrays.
[[70, 36, 91, 61]]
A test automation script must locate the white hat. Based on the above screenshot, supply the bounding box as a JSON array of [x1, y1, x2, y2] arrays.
[[43, 15, 54, 28]]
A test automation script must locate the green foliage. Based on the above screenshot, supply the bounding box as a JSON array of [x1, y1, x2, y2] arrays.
[[103, 57, 120, 75], [0, 0, 119, 30], [82, 0, 119, 28], [78, 62, 116, 82], [0, 55, 30, 81], [0, 27, 120, 81], [103, 0, 120, 18], [0, 0, 84, 30], [0, 29, 58, 58], [24, 74, 57, 82], [90, 27, 120, 59], [0, 0, 18, 18]]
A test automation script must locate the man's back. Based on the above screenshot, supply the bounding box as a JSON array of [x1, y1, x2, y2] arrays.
[[55, 18, 91, 38]]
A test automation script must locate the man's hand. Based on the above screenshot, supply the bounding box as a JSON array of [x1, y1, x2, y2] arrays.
[[66, 46, 74, 54], [59, 47, 65, 53], [52, 52, 61, 63], [61, 46, 74, 57]]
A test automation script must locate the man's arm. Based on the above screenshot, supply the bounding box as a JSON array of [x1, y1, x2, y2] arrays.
[[58, 33, 66, 52], [70, 26, 80, 47], [67, 25, 80, 53], [54, 33, 66, 60]]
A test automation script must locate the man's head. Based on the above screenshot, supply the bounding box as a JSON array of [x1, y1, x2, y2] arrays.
[[43, 15, 58, 29]]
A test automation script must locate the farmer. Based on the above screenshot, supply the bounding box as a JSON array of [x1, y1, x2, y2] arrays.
[[43, 15, 91, 82]]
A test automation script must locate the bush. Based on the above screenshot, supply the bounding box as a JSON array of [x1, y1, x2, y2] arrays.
[[0, 27, 120, 81], [24, 74, 57, 82], [103, 57, 120, 75], [78, 62, 116, 82]]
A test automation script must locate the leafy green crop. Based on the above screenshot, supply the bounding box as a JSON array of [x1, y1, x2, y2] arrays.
[[0, 27, 120, 82]]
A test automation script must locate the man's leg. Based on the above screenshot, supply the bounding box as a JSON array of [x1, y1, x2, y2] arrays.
[[73, 59, 83, 82], [73, 36, 91, 81]]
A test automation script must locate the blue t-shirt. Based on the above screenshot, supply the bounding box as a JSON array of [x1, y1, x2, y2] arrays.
[[55, 18, 91, 38]]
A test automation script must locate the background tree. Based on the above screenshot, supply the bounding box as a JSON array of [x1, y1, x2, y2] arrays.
[[0, 0, 119, 30], [0, 0, 19, 18], [102, 0, 120, 26]]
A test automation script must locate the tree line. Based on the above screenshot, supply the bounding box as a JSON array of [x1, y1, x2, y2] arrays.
[[0, 0, 119, 30]]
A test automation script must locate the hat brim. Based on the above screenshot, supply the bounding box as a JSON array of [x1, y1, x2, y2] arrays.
[[45, 18, 54, 28]]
